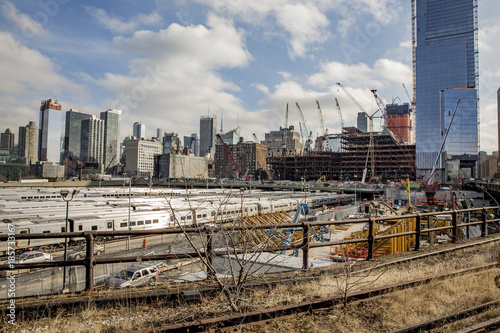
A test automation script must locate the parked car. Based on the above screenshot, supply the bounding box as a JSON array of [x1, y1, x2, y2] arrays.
[[68, 244, 104, 260], [12, 251, 52, 264], [105, 264, 159, 289]]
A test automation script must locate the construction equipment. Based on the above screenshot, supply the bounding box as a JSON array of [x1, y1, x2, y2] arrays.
[[216, 134, 243, 179], [296, 102, 312, 155], [336, 83, 379, 183], [252, 133, 259, 143], [334, 97, 345, 130], [316, 100, 328, 151]]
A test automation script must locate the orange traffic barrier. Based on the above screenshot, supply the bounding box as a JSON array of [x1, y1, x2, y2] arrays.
[[142, 238, 147, 249]]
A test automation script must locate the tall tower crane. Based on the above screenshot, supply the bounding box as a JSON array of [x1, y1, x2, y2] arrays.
[[336, 83, 380, 183], [295, 102, 312, 155], [316, 100, 328, 152], [334, 97, 345, 130]]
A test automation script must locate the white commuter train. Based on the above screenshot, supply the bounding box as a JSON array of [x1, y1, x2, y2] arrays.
[[0, 188, 355, 254]]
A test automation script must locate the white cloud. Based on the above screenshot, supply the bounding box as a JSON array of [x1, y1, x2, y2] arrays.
[[91, 14, 253, 138], [85, 6, 161, 34], [0, 1, 49, 38]]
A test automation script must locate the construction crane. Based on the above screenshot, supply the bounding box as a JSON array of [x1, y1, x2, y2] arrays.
[[370, 90, 388, 130], [334, 97, 345, 130], [336, 83, 380, 183], [315, 100, 328, 152], [252, 133, 259, 143], [216, 134, 243, 179], [296, 102, 312, 155], [284, 103, 289, 129]]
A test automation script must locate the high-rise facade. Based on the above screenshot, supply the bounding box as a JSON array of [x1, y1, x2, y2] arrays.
[[65, 109, 91, 161], [100, 109, 122, 174], [184, 133, 199, 156], [199, 116, 217, 157], [357, 113, 367, 133], [81, 116, 104, 167], [386, 103, 411, 143], [133, 122, 146, 139], [1, 129, 15, 150], [125, 138, 162, 178], [39, 98, 65, 163], [18, 121, 38, 165], [263, 126, 302, 157], [415, 0, 479, 180]]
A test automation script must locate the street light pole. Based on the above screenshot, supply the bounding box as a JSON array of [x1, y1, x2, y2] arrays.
[[60, 189, 79, 291]]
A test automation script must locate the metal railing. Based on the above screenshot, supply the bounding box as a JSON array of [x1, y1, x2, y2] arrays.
[[1, 206, 499, 292]]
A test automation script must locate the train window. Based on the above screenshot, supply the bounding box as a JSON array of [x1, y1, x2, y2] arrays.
[[203, 214, 207, 218], [145, 220, 152, 225], [153, 219, 159, 224], [130, 222, 136, 226], [197, 214, 201, 218], [181, 217, 185, 221], [43, 230, 50, 233], [91, 226, 98, 231], [120, 222, 127, 228], [211, 212, 215, 216], [79, 225, 83, 231], [107, 222, 113, 229], [187, 216, 192, 220], [19, 230, 28, 234], [61, 227, 65, 232], [138, 221, 144, 226]]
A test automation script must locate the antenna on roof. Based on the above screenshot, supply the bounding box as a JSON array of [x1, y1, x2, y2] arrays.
[[220, 110, 223, 133]]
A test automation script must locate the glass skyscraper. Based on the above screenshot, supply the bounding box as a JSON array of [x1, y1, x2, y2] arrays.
[[39, 99, 66, 163], [100, 109, 122, 174], [65, 109, 91, 161], [199, 116, 217, 157], [415, 0, 479, 181]]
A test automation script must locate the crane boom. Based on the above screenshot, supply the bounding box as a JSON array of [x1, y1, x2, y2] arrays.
[[316, 100, 327, 136], [285, 103, 288, 129], [334, 97, 345, 129], [216, 134, 243, 179], [296, 102, 312, 154], [370, 89, 388, 129]]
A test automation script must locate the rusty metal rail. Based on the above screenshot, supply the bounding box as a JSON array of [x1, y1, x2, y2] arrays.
[[390, 299, 500, 333], [132, 263, 497, 333], [1, 206, 499, 292]]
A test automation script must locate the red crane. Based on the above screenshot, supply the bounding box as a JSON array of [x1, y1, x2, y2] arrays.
[[216, 134, 243, 179]]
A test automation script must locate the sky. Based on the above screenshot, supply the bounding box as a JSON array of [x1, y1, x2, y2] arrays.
[[0, 0, 498, 153]]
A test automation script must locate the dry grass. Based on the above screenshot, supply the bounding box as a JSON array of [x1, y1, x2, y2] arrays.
[[1, 241, 499, 332]]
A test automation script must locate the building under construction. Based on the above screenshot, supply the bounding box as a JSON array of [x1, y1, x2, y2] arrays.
[[267, 127, 416, 182]]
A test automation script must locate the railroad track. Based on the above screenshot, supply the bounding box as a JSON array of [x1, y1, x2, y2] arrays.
[[2, 236, 499, 319], [132, 263, 498, 332]]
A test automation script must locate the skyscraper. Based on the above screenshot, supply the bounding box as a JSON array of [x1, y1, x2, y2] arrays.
[[100, 109, 122, 174], [183, 133, 200, 156], [81, 116, 104, 166], [415, 0, 479, 181], [133, 122, 146, 139], [65, 109, 91, 161], [357, 113, 367, 133], [39, 98, 65, 163], [1, 129, 15, 150], [199, 115, 217, 157], [18, 121, 38, 165]]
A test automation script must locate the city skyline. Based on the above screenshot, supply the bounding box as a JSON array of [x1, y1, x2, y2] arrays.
[[0, 1, 499, 154]]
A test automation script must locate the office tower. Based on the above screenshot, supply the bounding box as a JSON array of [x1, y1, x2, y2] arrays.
[[1, 129, 15, 150], [39, 98, 65, 163], [156, 128, 164, 138], [220, 127, 241, 145], [357, 112, 367, 132], [18, 121, 38, 165], [65, 109, 91, 160], [263, 126, 302, 157], [81, 116, 104, 166], [162, 132, 180, 154], [415, 0, 479, 180], [133, 121, 146, 139], [100, 109, 122, 174], [125, 138, 162, 178], [386, 103, 411, 143], [199, 115, 217, 157], [184, 133, 199, 156]]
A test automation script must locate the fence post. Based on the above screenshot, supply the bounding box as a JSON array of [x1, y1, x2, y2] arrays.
[[367, 217, 375, 260], [451, 210, 458, 243], [85, 232, 94, 291], [302, 223, 309, 270], [205, 227, 214, 279], [415, 213, 421, 251], [481, 208, 488, 238]]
